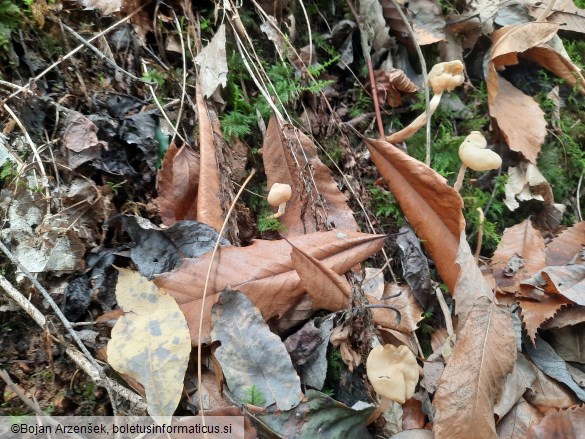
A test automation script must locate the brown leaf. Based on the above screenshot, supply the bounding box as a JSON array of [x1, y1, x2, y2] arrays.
[[154, 230, 385, 345], [525, 367, 579, 409], [453, 230, 495, 318], [518, 295, 571, 343], [492, 219, 546, 294], [196, 84, 224, 231], [62, 111, 105, 169], [432, 298, 516, 439], [156, 144, 199, 226], [370, 283, 423, 333], [546, 222, 585, 266], [527, 404, 585, 439], [497, 400, 543, 439], [290, 243, 351, 311], [526, 265, 585, 306], [262, 116, 358, 236], [371, 69, 419, 107], [487, 23, 560, 163], [408, 0, 447, 45], [528, 0, 585, 35], [366, 139, 465, 292], [542, 305, 585, 330]]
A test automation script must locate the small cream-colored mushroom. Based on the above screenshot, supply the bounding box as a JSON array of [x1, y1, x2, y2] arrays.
[[366, 344, 419, 424], [387, 60, 465, 144], [267, 183, 292, 219], [454, 131, 502, 192]]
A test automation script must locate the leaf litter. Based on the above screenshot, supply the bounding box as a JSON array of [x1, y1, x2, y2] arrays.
[[0, 0, 584, 436]]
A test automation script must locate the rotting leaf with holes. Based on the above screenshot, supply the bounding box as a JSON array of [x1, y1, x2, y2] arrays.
[[155, 230, 386, 345], [366, 139, 465, 292], [156, 144, 199, 226], [262, 116, 358, 237], [211, 289, 302, 410], [107, 268, 191, 424], [432, 297, 516, 439]]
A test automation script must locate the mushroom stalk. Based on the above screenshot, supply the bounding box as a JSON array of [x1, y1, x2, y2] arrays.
[[386, 93, 442, 144], [453, 164, 467, 192], [367, 396, 393, 425]]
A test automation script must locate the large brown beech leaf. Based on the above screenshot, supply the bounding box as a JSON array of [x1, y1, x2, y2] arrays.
[[527, 404, 585, 439], [262, 116, 357, 236], [492, 219, 546, 294], [366, 139, 465, 292], [156, 144, 199, 226], [154, 230, 385, 345], [432, 297, 516, 439], [545, 221, 585, 266]]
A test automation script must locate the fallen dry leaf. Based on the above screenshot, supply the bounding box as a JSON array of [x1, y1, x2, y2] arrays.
[[155, 230, 385, 345], [262, 116, 357, 236], [194, 24, 228, 98], [494, 353, 537, 420], [290, 242, 351, 311], [518, 295, 571, 343], [62, 111, 106, 169], [366, 139, 465, 292], [497, 399, 543, 439], [523, 265, 585, 306], [370, 283, 423, 334], [211, 289, 302, 410], [371, 68, 419, 107], [487, 23, 560, 163], [527, 404, 585, 439], [156, 144, 199, 226], [525, 366, 579, 409], [528, 0, 585, 35], [432, 298, 516, 439], [107, 268, 191, 423], [409, 0, 447, 45], [545, 222, 585, 266], [504, 162, 553, 211], [492, 219, 546, 294]]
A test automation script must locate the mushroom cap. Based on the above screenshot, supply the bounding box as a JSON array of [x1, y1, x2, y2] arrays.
[[267, 183, 292, 206], [428, 60, 465, 94], [459, 131, 502, 171], [366, 344, 419, 404]]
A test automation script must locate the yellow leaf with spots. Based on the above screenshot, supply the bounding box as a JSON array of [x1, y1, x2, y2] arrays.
[[107, 268, 191, 423]]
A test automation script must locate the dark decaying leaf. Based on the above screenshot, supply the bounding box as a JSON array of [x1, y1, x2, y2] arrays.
[[284, 319, 326, 367], [121, 215, 229, 278], [210, 289, 302, 410], [395, 225, 432, 308], [523, 335, 585, 402], [257, 389, 374, 439], [432, 298, 516, 439], [366, 139, 464, 292], [155, 230, 385, 345], [299, 318, 334, 390]]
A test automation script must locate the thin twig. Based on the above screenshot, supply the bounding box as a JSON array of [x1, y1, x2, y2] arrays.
[[577, 168, 584, 222], [171, 11, 188, 146], [0, 368, 47, 416], [434, 286, 454, 339], [474, 207, 484, 261]]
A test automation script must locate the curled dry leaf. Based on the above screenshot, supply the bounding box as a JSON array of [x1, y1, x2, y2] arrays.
[[154, 230, 386, 345], [504, 162, 554, 211], [432, 298, 516, 439], [370, 68, 419, 107], [366, 139, 465, 292], [262, 116, 357, 236], [330, 325, 362, 372], [156, 144, 199, 226], [107, 269, 191, 423], [527, 404, 585, 439], [486, 23, 582, 163], [491, 219, 546, 294], [522, 265, 585, 306]]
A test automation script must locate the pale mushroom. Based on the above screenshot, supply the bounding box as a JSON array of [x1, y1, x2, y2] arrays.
[[387, 61, 465, 144], [366, 344, 419, 424], [453, 131, 502, 192], [267, 183, 292, 219]]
